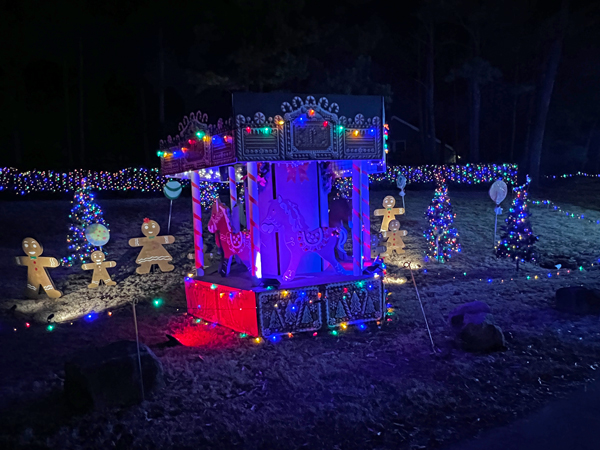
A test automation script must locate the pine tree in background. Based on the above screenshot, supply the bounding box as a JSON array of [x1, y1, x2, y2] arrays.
[[496, 176, 537, 265], [63, 178, 109, 266], [424, 177, 460, 262]]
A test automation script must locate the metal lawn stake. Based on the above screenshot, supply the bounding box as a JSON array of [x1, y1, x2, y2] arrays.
[[131, 298, 145, 402], [489, 179, 508, 248], [163, 180, 183, 234], [404, 261, 436, 353]]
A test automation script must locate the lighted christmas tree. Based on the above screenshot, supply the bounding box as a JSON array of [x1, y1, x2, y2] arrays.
[[424, 177, 460, 262], [63, 179, 109, 266], [495, 176, 537, 266]]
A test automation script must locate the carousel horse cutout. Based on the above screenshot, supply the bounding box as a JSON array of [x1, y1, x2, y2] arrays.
[[207, 198, 251, 276], [262, 196, 346, 281]]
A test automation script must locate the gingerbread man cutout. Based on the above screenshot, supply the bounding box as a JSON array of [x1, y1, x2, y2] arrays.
[[15, 237, 62, 298], [129, 219, 175, 274], [374, 195, 405, 232], [82, 251, 117, 288], [381, 220, 408, 257]]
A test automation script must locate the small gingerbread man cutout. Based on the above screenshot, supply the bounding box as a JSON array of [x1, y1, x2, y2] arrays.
[[374, 195, 405, 232], [129, 218, 175, 274], [82, 251, 117, 288], [381, 220, 408, 257], [15, 237, 62, 298]]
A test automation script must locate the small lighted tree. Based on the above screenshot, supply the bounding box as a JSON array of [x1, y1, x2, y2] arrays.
[[424, 177, 460, 262], [496, 176, 537, 267], [63, 178, 109, 266]]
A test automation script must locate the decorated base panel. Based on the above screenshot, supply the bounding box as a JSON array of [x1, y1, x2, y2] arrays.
[[185, 275, 384, 337]]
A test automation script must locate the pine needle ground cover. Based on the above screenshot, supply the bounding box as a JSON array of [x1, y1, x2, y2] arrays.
[[1, 185, 600, 449]]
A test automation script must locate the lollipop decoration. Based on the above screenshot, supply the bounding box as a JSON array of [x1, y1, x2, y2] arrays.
[[396, 174, 407, 210], [163, 180, 182, 234], [83, 224, 116, 288], [85, 223, 110, 248], [489, 180, 508, 247]]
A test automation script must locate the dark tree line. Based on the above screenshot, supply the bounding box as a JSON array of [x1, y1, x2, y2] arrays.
[[1, 0, 599, 182]]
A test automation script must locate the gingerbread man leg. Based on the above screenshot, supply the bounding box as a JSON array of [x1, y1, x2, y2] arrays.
[[43, 285, 62, 298], [25, 282, 40, 299], [104, 278, 116, 286], [157, 260, 174, 272], [136, 262, 152, 274], [88, 279, 100, 289]]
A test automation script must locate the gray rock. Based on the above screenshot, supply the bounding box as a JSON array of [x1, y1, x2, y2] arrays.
[[556, 286, 600, 315], [449, 301, 506, 352], [459, 320, 506, 352], [64, 340, 164, 410]]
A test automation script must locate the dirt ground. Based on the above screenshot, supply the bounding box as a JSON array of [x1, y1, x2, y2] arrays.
[[1, 178, 599, 449]]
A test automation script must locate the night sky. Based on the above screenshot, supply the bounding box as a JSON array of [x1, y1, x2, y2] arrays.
[[1, 0, 599, 173]]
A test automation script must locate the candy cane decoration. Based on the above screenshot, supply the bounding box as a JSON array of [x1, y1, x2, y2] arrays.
[[360, 161, 371, 262], [246, 162, 262, 278], [228, 165, 240, 233], [191, 170, 204, 276], [352, 163, 363, 275]]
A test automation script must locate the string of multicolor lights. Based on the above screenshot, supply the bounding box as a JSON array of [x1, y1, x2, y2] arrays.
[[1, 164, 517, 195], [545, 172, 600, 179], [334, 163, 519, 198], [529, 199, 600, 225], [0, 167, 219, 207]]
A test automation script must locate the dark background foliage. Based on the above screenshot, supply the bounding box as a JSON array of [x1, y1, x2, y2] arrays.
[[1, 0, 599, 178]]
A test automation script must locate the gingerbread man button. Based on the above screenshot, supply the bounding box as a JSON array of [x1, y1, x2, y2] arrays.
[[374, 196, 405, 232], [15, 237, 62, 298], [381, 220, 408, 257], [82, 251, 117, 288], [129, 218, 175, 274]]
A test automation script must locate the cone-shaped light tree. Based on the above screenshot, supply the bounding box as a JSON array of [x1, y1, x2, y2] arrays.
[[495, 175, 537, 265], [424, 175, 460, 262], [63, 178, 109, 266]]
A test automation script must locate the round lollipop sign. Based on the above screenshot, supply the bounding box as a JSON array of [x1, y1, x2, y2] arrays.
[[489, 180, 508, 205], [489, 180, 508, 247], [396, 173, 407, 209], [163, 180, 182, 200], [85, 223, 110, 247]]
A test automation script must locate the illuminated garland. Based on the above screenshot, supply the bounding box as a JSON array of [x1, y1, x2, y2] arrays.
[[530, 199, 600, 225], [0, 167, 218, 207], [545, 172, 600, 179], [1, 164, 517, 196]]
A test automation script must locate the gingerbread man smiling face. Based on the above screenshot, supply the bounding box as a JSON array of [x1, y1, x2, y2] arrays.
[[22, 237, 43, 257], [142, 219, 160, 237]]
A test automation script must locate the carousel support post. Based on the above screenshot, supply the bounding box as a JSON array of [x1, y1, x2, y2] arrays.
[[228, 165, 240, 233], [352, 163, 363, 275], [246, 162, 262, 279], [191, 170, 204, 276], [360, 161, 371, 262]]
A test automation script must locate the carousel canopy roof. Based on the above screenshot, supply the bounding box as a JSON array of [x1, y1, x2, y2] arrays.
[[158, 93, 386, 178]]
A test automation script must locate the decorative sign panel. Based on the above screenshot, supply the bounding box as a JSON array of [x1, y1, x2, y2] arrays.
[[324, 278, 383, 327], [258, 287, 322, 336]]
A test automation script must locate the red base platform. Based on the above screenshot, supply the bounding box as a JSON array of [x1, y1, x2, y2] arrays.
[[185, 267, 385, 337]]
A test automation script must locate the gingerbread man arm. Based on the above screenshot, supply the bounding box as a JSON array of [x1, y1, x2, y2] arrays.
[[82, 263, 94, 270], [15, 256, 27, 265], [400, 230, 408, 236], [105, 261, 117, 268], [382, 231, 388, 238], [373, 209, 385, 216], [129, 237, 147, 247], [39, 257, 60, 268], [161, 235, 175, 244], [392, 207, 405, 215]]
